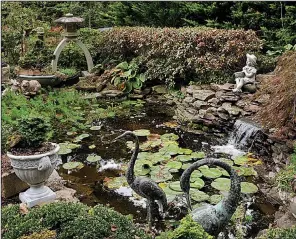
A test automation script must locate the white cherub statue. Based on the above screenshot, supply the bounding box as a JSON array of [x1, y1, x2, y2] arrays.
[[233, 54, 257, 93]]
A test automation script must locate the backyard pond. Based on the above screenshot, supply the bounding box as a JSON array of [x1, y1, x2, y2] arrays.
[[57, 100, 277, 238]]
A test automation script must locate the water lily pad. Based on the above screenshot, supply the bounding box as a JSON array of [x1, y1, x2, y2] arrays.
[[176, 155, 192, 162], [159, 144, 180, 156], [231, 166, 245, 176], [135, 159, 152, 176], [104, 176, 128, 189], [190, 170, 203, 182], [63, 162, 84, 170], [211, 178, 231, 191], [137, 152, 153, 160], [241, 182, 258, 194], [73, 133, 90, 142], [234, 156, 248, 165], [242, 167, 257, 176], [160, 133, 179, 141], [58, 145, 72, 155], [190, 190, 210, 202], [200, 167, 223, 179], [67, 143, 81, 149], [89, 144, 96, 149], [190, 178, 205, 189], [90, 126, 101, 131], [218, 168, 230, 177], [166, 161, 182, 170], [140, 139, 162, 151], [86, 154, 101, 163], [169, 181, 183, 192], [126, 141, 135, 150], [178, 148, 192, 155], [169, 168, 179, 173], [150, 166, 173, 182], [182, 163, 191, 170], [151, 153, 171, 164], [133, 129, 150, 137], [220, 158, 234, 166], [191, 151, 206, 159], [209, 194, 223, 204], [162, 141, 179, 147]]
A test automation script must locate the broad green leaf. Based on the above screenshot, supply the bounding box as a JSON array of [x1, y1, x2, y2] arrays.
[[190, 190, 210, 202], [190, 178, 205, 189], [86, 154, 101, 163], [123, 81, 133, 93], [89, 144, 96, 149], [242, 167, 257, 176], [191, 151, 206, 159], [211, 178, 231, 191], [116, 61, 129, 70], [231, 166, 245, 176], [160, 133, 179, 141], [234, 156, 248, 165], [178, 148, 192, 155], [63, 162, 84, 170], [190, 170, 203, 182], [133, 129, 151, 137], [159, 144, 180, 156], [166, 161, 182, 170], [104, 177, 128, 189], [176, 155, 192, 162], [73, 133, 90, 142], [241, 182, 258, 194], [169, 181, 183, 192], [219, 158, 234, 166], [200, 167, 223, 179]]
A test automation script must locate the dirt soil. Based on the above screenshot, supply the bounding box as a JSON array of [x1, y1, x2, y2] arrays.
[[9, 142, 55, 156]]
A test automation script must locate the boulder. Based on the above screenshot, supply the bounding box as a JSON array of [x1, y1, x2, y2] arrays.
[[218, 92, 240, 102], [210, 83, 234, 91], [221, 102, 242, 116], [244, 104, 260, 113], [192, 100, 208, 109], [186, 85, 202, 95], [184, 96, 195, 104], [55, 188, 79, 203], [129, 94, 144, 99], [193, 90, 216, 101], [2, 171, 29, 198]]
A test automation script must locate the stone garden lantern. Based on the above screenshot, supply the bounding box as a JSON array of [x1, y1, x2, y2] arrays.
[[51, 13, 93, 72]]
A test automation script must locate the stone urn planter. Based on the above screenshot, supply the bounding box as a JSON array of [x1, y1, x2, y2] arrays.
[[7, 143, 60, 207]]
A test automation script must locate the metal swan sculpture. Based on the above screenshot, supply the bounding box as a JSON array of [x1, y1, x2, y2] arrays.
[[180, 158, 241, 236], [114, 131, 168, 228]]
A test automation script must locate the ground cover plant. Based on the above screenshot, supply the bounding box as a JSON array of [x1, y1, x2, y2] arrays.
[[1, 89, 145, 153], [1, 202, 151, 239]]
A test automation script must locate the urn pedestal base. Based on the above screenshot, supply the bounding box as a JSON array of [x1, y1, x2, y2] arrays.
[[19, 184, 56, 207]]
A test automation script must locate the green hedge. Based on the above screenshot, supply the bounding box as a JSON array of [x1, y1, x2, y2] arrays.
[[93, 27, 262, 86], [1, 202, 151, 239], [257, 226, 296, 239]]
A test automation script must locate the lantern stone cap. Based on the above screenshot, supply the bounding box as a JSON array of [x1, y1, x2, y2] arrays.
[[54, 13, 84, 24]]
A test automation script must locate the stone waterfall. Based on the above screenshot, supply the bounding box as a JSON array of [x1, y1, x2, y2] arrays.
[[229, 119, 261, 150]]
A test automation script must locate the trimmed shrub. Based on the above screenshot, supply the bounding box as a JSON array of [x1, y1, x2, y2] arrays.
[[93, 27, 262, 87], [1, 202, 151, 239], [156, 215, 213, 239]]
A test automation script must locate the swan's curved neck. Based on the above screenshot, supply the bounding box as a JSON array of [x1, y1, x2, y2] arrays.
[[126, 133, 139, 185], [181, 158, 241, 214]]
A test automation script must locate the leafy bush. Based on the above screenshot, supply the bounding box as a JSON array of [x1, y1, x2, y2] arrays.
[[17, 116, 51, 148], [257, 226, 296, 239], [1, 202, 150, 239], [111, 61, 146, 92], [94, 27, 262, 87], [156, 215, 213, 239]]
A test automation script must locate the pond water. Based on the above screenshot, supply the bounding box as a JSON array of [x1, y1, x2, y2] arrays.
[[57, 101, 277, 238]]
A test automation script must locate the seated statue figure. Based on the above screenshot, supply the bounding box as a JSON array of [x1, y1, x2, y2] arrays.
[[233, 54, 257, 93]]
